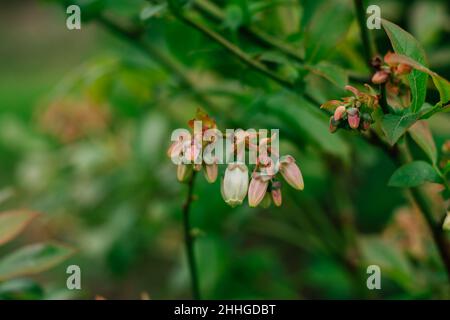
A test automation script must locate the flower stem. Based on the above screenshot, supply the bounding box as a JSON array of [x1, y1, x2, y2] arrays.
[[182, 171, 201, 300], [353, 0, 376, 67]]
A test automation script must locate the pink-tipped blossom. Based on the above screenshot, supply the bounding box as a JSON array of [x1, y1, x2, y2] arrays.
[[279, 155, 304, 190]]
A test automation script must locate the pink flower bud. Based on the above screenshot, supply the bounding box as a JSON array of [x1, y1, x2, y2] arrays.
[[271, 188, 282, 207], [395, 63, 412, 75], [279, 155, 304, 190], [329, 117, 338, 133], [334, 106, 346, 121], [348, 114, 360, 129], [167, 141, 183, 159], [221, 163, 249, 207], [371, 70, 389, 84], [177, 164, 192, 182], [204, 163, 218, 183], [248, 175, 269, 207], [362, 120, 371, 131], [347, 108, 360, 129]]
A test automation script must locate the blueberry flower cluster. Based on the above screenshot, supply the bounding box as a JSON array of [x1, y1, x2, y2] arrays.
[[168, 111, 304, 208], [371, 52, 413, 110], [321, 85, 379, 133]]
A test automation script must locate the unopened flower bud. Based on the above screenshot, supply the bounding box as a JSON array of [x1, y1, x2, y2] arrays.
[[177, 164, 192, 182], [248, 174, 269, 207], [347, 108, 360, 129], [396, 63, 412, 75], [371, 70, 389, 84], [271, 181, 282, 207], [221, 163, 249, 207], [362, 120, 371, 131], [204, 163, 218, 183], [329, 117, 338, 133], [334, 106, 346, 121], [279, 155, 304, 190]]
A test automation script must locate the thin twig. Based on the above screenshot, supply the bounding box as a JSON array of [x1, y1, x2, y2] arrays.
[[182, 171, 201, 300], [193, 0, 304, 63]]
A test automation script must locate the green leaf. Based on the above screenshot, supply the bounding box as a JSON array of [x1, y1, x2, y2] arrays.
[[0, 279, 44, 300], [382, 19, 428, 113], [388, 161, 441, 188], [381, 112, 419, 146], [408, 121, 437, 164], [0, 210, 38, 246], [0, 243, 74, 281], [431, 74, 450, 106], [306, 62, 348, 89], [304, 1, 353, 63]]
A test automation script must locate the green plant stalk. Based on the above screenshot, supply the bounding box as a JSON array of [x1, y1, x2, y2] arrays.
[[353, 0, 377, 67], [173, 10, 295, 89], [192, 0, 304, 62], [96, 15, 221, 118], [182, 171, 201, 300], [168, 6, 322, 109]]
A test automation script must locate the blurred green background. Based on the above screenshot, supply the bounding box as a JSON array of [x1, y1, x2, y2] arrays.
[[0, 0, 449, 299]]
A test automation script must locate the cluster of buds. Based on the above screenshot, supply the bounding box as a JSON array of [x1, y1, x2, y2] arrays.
[[371, 52, 412, 109], [167, 110, 304, 208], [321, 85, 379, 133], [222, 153, 304, 208], [167, 110, 218, 183]]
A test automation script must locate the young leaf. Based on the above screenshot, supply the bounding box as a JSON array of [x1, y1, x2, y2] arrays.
[[0, 210, 39, 246], [381, 112, 419, 146], [0, 243, 74, 281], [388, 160, 441, 187], [382, 19, 428, 113], [408, 121, 437, 165]]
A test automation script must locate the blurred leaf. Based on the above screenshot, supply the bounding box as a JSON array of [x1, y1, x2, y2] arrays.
[[360, 237, 415, 291], [382, 19, 428, 113], [0, 279, 44, 300], [0, 243, 74, 281], [388, 160, 441, 188], [409, 1, 446, 46], [408, 121, 437, 165], [306, 61, 348, 89], [304, 0, 353, 63], [224, 5, 243, 31], [140, 3, 167, 21], [0, 210, 38, 246], [381, 112, 419, 146]]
